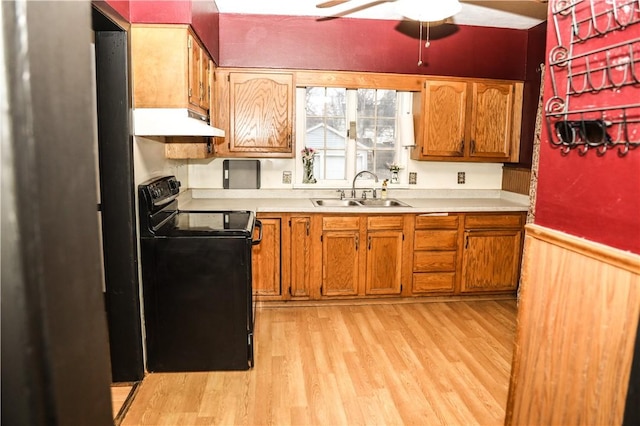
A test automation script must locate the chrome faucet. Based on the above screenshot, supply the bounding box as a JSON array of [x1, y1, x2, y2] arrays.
[[351, 170, 379, 198]]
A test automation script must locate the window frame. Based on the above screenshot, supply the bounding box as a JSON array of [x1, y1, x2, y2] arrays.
[[295, 87, 412, 189]]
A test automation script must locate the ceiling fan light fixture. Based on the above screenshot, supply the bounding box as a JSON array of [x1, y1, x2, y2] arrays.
[[396, 0, 462, 22]]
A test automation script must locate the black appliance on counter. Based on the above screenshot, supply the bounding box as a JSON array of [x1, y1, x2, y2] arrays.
[[138, 176, 261, 371]]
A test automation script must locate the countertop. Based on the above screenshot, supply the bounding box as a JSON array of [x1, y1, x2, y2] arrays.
[[178, 189, 530, 214]]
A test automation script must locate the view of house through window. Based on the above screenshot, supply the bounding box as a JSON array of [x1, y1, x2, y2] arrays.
[[302, 87, 404, 184]]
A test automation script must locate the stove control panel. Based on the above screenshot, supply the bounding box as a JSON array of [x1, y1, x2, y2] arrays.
[[139, 176, 181, 208]]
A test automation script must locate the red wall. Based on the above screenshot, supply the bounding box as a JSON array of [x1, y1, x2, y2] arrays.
[[102, 0, 129, 21], [218, 14, 529, 80], [103, 0, 220, 62], [534, 3, 640, 253]]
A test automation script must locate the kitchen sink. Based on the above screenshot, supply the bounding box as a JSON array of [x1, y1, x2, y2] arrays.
[[312, 199, 363, 207], [358, 199, 410, 207], [311, 198, 411, 207]]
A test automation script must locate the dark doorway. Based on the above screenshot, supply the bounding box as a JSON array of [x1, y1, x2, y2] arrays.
[[92, 4, 144, 382]]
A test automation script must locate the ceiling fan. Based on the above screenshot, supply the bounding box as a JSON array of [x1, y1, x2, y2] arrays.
[[316, 0, 463, 23], [317, 0, 463, 66]]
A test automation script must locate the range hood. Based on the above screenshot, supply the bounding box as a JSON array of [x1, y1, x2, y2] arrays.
[[133, 108, 225, 137]]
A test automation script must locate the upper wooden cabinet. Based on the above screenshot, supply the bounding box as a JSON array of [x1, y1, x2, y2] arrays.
[[187, 33, 210, 112], [131, 24, 211, 117], [412, 78, 523, 162], [214, 70, 294, 157]]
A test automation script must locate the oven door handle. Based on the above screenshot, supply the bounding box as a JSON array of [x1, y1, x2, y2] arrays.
[[252, 220, 263, 246]]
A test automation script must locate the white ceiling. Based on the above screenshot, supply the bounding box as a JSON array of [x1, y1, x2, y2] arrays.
[[213, 0, 548, 30]]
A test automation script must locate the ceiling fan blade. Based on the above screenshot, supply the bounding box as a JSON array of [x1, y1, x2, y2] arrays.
[[316, 0, 351, 8], [317, 0, 395, 19]]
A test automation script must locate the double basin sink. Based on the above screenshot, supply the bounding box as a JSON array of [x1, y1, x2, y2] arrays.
[[311, 198, 411, 208]]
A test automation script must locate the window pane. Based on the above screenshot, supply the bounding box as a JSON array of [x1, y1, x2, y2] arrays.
[[376, 90, 397, 118], [325, 88, 347, 117], [357, 89, 377, 117], [305, 87, 347, 181], [355, 89, 398, 177], [306, 87, 326, 116], [376, 118, 396, 145]]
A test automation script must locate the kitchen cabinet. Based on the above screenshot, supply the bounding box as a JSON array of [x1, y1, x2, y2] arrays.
[[164, 138, 214, 159], [460, 213, 524, 293], [321, 216, 361, 297], [412, 214, 460, 294], [365, 216, 404, 295], [320, 215, 405, 297], [131, 24, 216, 159], [289, 216, 312, 298], [188, 33, 211, 112], [214, 70, 294, 158], [131, 24, 211, 117], [412, 78, 523, 162], [250, 211, 523, 301], [252, 216, 281, 297]]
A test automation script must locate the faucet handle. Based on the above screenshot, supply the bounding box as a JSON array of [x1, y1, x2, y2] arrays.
[[361, 189, 373, 199], [336, 189, 345, 200]]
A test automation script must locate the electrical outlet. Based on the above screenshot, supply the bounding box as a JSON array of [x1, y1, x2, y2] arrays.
[[282, 171, 292, 184], [457, 171, 466, 184], [409, 172, 417, 185]]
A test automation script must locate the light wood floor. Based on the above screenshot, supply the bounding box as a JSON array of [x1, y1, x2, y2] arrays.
[[111, 384, 134, 419], [122, 299, 517, 425]]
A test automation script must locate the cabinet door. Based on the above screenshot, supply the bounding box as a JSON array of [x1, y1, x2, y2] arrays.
[[418, 80, 467, 158], [322, 231, 359, 296], [252, 218, 281, 296], [460, 230, 522, 292], [290, 217, 311, 298], [366, 231, 403, 295], [229, 72, 294, 154], [187, 34, 202, 111], [469, 82, 514, 160]]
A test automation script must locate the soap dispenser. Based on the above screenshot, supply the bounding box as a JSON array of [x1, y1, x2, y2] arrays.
[[381, 179, 388, 200]]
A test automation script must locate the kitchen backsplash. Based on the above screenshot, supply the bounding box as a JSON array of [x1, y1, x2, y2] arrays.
[[134, 136, 189, 187], [187, 158, 504, 190]]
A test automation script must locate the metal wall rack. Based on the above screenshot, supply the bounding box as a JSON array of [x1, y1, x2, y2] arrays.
[[546, 0, 640, 155]]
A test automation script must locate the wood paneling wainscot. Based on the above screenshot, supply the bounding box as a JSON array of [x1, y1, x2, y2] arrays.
[[505, 224, 640, 425]]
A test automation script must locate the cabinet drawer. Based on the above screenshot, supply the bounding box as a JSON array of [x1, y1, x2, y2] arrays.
[[323, 216, 360, 230], [367, 215, 403, 230], [465, 214, 523, 229], [414, 230, 458, 250], [415, 214, 459, 229], [413, 273, 455, 293], [413, 251, 457, 272]]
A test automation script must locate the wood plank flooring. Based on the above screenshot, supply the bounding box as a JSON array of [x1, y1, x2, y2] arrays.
[[111, 384, 134, 420], [122, 299, 517, 426]]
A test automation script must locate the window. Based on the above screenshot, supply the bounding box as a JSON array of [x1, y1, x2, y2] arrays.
[[356, 89, 397, 181], [297, 87, 412, 186]]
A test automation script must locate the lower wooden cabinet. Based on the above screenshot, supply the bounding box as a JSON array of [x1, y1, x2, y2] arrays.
[[412, 214, 460, 294], [321, 216, 361, 297], [252, 216, 281, 297], [251, 211, 524, 301], [365, 216, 404, 295], [289, 216, 312, 298], [460, 213, 525, 293]]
